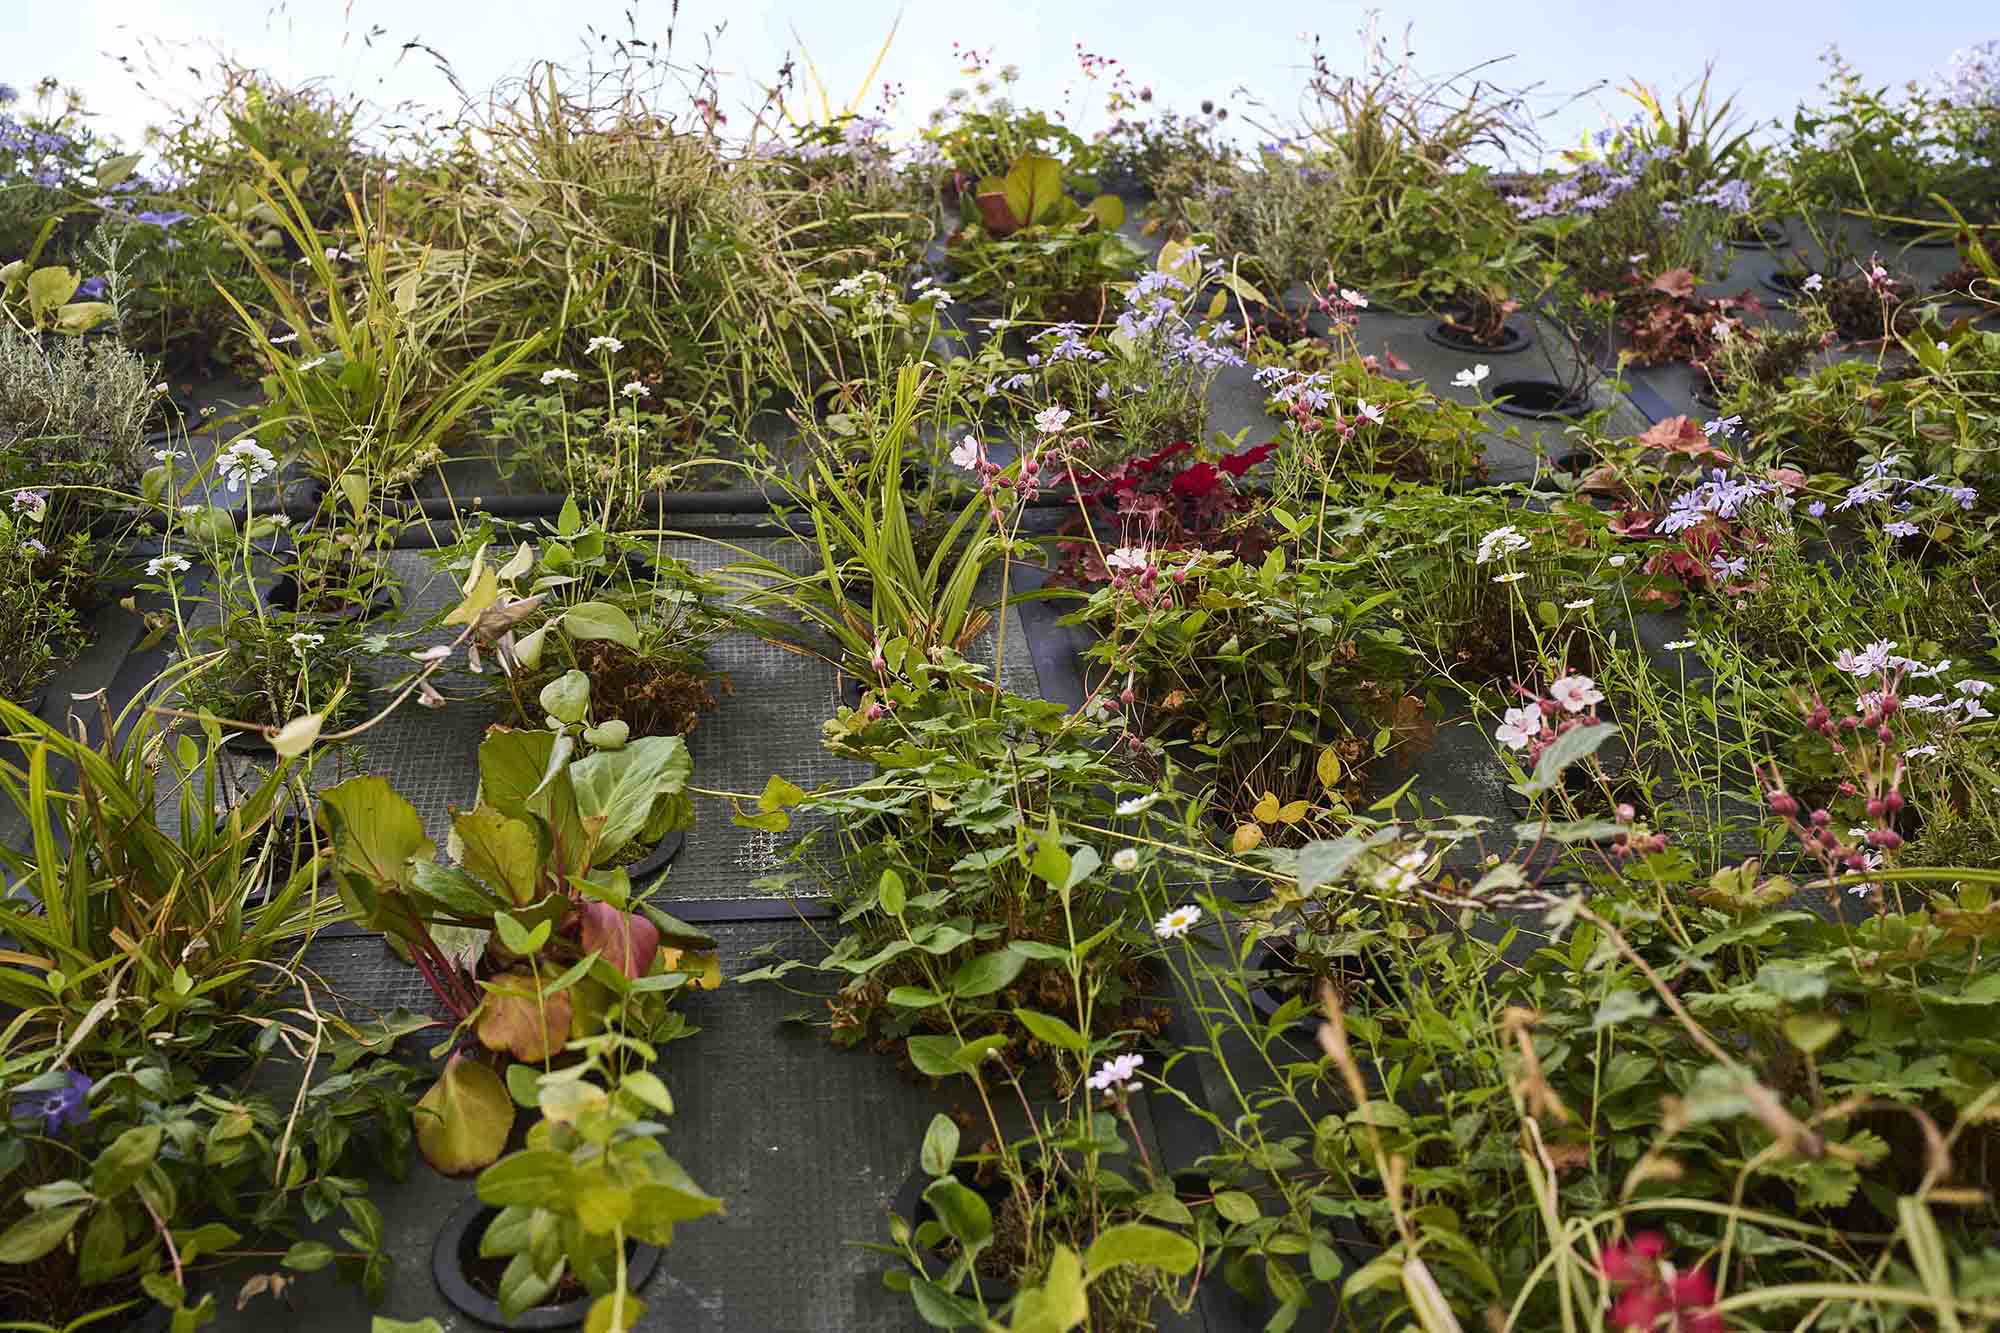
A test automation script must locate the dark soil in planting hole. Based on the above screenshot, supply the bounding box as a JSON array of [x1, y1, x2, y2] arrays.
[[1425, 318, 1532, 355], [268, 573, 399, 622], [1759, 269, 1814, 301], [894, 1169, 1025, 1302], [512, 640, 724, 741], [1247, 936, 1402, 1031], [1491, 379, 1591, 421], [1728, 219, 1787, 249], [434, 1197, 661, 1330]]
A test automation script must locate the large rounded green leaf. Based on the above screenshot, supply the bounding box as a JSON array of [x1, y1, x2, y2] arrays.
[[415, 1055, 515, 1175]]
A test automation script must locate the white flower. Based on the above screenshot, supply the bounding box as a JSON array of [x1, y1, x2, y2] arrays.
[[1339, 287, 1369, 308], [540, 368, 579, 386], [412, 645, 453, 662], [1034, 404, 1073, 435], [1106, 546, 1152, 574], [1115, 793, 1161, 816], [297, 356, 327, 371], [1627, 252, 1648, 264], [1493, 571, 1527, 583], [1957, 679, 1994, 697], [323, 247, 352, 262], [219, 440, 277, 493], [145, 554, 190, 577], [584, 336, 624, 356], [1836, 640, 1898, 676], [1607, 554, 1629, 567], [151, 382, 170, 395], [1664, 639, 1696, 650], [950, 436, 984, 470], [1356, 399, 1385, 425], [287, 632, 326, 655], [153, 448, 183, 464], [1451, 364, 1491, 389], [1153, 905, 1201, 939], [1937, 340, 1951, 354], [1087, 1052, 1145, 1094], [1904, 743, 1940, 759], [270, 513, 292, 528], [1549, 674, 1604, 713], [1801, 273, 1824, 293], [1475, 524, 1530, 564], [1563, 597, 1594, 610], [620, 381, 650, 399], [1111, 848, 1141, 872], [1711, 320, 1731, 342], [1495, 705, 1539, 751], [268, 332, 299, 345], [1371, 847, 1426, 894]]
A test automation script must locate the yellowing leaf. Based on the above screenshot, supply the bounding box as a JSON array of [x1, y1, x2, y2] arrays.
[[1317, 748, 1343, 791], [1275, 800, 1311, 824], [415, 1055, 514, 1175], [1231, 823, 1265, 854], [474, 970, 572, 1062], [1252, 792, 1281, 824]]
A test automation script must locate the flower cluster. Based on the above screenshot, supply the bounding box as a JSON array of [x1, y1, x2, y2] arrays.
[[1601, 1232, 1723, 1333], [1495, 673, 1604, 757]]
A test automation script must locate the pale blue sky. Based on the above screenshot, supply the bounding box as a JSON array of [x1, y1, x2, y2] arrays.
[[3, 1, 1990, 163]]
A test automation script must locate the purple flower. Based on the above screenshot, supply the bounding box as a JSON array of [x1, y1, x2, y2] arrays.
[[75, 277, 106, 299], [1712, 555, 1750, 579], [131, 210, 193, 229], [1884, 520, 1921, 538], [11, 1071, 92, 1136], [1807, 500, 1827, 518]]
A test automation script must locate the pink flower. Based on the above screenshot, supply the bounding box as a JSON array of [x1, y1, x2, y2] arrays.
[[1549, 675, 1604, 713], [1496, 705, 1540, 751]]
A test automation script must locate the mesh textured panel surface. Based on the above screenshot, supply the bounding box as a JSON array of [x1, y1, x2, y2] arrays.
[[194, 539, 1043, 908]]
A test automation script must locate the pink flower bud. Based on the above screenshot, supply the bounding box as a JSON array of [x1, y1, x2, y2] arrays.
[[1616, 803, 1636, 823], [1768, 790, 1799, 817], [1809, 809, 1830, 827]]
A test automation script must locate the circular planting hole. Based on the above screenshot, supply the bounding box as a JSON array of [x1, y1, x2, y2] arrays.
[[893, 1170, 1022, 1304], [1760, 269, 1813, 301], [1491, 379, 1592, 421], [1727, 219, 1787, 250], [1247, 938, 1403, 1032], [1424, 318, 1532, 355], [433, 1197, 662, 1330]]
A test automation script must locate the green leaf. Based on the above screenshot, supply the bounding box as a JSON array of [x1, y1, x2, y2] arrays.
[[907, 1036, 961, 1078], [571, 736, 692, 862], [563, 601, 642, 652], [452, 806, 544, 908], [1590, 989, 1659, 1030], [1520, 723, 1617, 796], [949, 949, 1027, 999], [479, 1149, 579, 1209], [1013, 1008, 1088, 1054], [1083, 1223, 1199, 1279], [1003, 153, 1065, 228], [283, 1240, 337, 1272], [1756, 961, 1830, 1004], [92, 1124, 162, 1199], [539, 670, 592, 725], [1783, 1013, 1842, 1055], [415, 1055, 515, 1175], [0, 1204, 87, 1262], [920, 1114, 960, 1178], [923, 1177, 993, 1250], [410, 860, 509, 918], [879, 868, 906, 917], [1011, 1244, 1087, 1333], [1212, 1190, 1260, 1225], [319, 776, 436, 903]]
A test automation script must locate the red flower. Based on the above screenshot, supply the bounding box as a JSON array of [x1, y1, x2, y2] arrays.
[[1217, 441, 1277, 477], [1171, 462, 1222, 499]]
